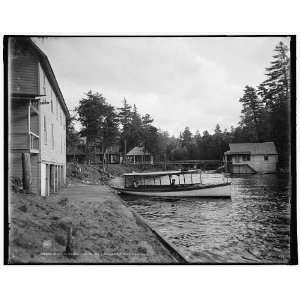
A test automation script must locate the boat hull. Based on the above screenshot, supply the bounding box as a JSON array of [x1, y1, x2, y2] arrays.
[[115, 183, 231, 198]]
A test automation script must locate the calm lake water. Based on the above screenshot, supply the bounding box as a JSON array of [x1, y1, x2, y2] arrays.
[[117, 173, 291, 263]]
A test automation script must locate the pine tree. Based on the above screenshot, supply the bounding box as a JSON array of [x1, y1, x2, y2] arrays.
[[118, 98, 132, 156], [181, 127, 192, 148], [258, 41, 290, 167], [214, 124, 222, 135], [76, 91, 119, 165], [259, 41, 290, 110], [239, 85, 263, 142]]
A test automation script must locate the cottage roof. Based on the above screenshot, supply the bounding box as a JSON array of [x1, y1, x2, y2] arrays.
[[224, 142, 278, 155], [126, 146, 151, 156]]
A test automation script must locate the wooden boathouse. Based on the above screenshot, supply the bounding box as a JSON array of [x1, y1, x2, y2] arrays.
[[8, 37, 70, 196], [224, 142, 278, 174], [125, 146, 154, 165]]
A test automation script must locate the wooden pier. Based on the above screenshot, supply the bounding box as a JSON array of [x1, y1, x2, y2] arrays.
[[124, 160, 222, 170]]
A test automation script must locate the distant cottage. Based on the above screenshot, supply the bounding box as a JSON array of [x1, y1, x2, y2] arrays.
[[9, 37, 70, 196], [125, 147, 153, 165], [224, 142, 278, 174]]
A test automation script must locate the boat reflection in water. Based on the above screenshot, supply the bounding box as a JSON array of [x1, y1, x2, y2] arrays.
[[118, 173, 290, 263]]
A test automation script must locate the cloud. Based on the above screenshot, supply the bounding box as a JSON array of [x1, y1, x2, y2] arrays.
[[34, 36, 288, 135]]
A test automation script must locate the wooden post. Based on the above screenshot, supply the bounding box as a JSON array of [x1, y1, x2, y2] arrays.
[[50, 165, 55, 193], [57, 166, 61, 191], [45, 164, 48, 196], [54, 166, 57, 192], [47, 164, 50, 196], [22, 152, 31, 193], [56, 166, 59, 191], [64, 226, 74, 257]]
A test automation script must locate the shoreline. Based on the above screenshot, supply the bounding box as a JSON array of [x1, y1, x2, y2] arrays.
[[8, 180, 183, 264]]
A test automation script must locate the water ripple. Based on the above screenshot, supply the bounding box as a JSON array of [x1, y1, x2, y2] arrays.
[[122, 174, 290, 263]]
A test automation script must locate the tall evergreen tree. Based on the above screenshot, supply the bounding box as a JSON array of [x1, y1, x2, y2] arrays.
[[239, 85, 264, 142], [258, 41, 290, 166], [76, 91, 119, 166], [118, 98, 132, 156], [181, 127, 193, 148]]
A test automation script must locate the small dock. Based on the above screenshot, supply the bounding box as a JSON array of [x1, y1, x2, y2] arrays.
[[124, 160, 222, 170]]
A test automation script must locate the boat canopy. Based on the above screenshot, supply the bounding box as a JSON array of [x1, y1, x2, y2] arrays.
[[123, 170, 198, 177]]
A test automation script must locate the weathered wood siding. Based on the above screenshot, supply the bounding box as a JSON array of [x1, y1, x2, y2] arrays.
[[232, 154, 278, 173], [231, 164, 256, 174], [9, 152, 23, 179], [9, 47, 39, 95], [10, 102, 28, 133], [9, 102, 29, 150], [8, 38, 68, 195], [38, 63, 67, 187], [31, 154, 40, 193], [9, 152, 40, 194]]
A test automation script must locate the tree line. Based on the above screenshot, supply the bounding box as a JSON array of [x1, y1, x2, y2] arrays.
[[68, 41, 291, 167]]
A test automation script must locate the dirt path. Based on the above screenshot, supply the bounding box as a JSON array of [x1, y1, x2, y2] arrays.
[[9, 183, 177, 263]]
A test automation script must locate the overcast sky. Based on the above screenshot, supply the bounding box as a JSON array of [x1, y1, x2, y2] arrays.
[[34, 36, 289, 136]]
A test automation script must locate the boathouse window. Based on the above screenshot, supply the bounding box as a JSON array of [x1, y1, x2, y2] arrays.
[[44, 116, 47, 145], [242, 154, 250, 161], [264, 155, 269, 161]]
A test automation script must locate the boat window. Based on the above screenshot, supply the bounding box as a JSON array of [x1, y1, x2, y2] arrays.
[[264, 155, 269, 161]]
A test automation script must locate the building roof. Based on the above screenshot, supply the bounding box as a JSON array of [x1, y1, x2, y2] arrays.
[[126, 146, 151, 156], [224, 142, 278, 155], [12, 37, 70, 119]]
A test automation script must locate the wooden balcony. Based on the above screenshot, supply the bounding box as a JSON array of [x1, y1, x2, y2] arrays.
[[29, 132, 39, 153], [10, 99, 40, 153], [10, 132, 40, 153]]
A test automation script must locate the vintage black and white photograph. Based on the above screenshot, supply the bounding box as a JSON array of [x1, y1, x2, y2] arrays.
[[4, 35, 296, 264]]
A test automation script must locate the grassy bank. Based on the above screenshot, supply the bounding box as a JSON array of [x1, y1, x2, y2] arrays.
[[8, 183, 177, 263], [66, 162, 163, 184]]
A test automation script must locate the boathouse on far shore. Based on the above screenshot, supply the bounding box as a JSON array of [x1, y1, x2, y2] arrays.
[[224, 142, 278, 174], [125, 146, 154, 165]]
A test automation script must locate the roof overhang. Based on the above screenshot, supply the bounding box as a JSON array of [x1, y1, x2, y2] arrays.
[[11, 93, 46, 100], [225, 151, 251, 155], [15, 37, 70, 119]]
